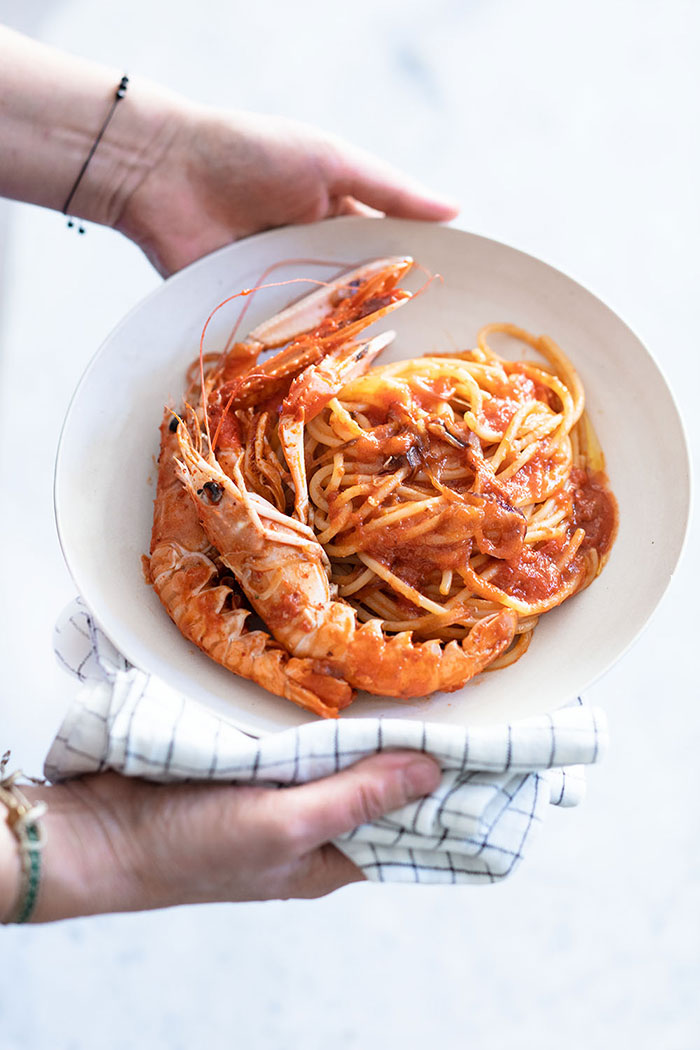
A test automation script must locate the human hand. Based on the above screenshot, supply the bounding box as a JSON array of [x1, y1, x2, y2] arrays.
[[0, 31, 456, 277], [1, 752, 441, 922], [116, 106, 459, 276]]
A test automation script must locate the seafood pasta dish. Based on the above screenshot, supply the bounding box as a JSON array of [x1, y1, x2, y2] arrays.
[[146, 257, 618, 718]]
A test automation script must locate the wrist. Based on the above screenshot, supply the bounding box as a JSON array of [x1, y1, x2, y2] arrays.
[[112, 95, 207, 266], [0, 767, 48, 925], [0, 810, 22, 923], [16, 778, 150, 923], [66, 76, 187, 231]]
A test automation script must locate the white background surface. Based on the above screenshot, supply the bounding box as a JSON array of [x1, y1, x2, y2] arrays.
[[0, 1, 698, 1048]]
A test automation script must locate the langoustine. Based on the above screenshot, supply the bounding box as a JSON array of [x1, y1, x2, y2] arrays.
[[147, 417, 354, 718]]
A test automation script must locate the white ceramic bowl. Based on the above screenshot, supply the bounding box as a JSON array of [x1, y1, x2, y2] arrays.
[[54, 218, 691, 735]]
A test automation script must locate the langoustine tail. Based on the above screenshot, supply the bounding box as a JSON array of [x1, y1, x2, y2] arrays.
[[304, 607, 518, 698]]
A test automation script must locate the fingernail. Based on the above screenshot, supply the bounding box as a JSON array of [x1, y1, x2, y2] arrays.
[[402, 757, 441, 800]]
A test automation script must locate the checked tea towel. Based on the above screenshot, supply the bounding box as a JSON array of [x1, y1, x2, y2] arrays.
[[47, 599, 607, 884]]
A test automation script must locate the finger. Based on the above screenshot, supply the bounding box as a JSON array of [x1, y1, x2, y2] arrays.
[[330, 195, 385, 219], [328, 141, 460, 222], [277, 750, 442, 853]]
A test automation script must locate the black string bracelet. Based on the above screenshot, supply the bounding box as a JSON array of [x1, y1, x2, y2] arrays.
[[62, 74, 129, 234]]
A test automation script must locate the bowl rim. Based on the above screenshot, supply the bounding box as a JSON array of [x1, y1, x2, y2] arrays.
[[53, 217, 693, 735]]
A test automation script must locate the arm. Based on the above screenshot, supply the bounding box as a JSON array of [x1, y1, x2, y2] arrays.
[[0, 26, 458, 276], [0, 754, 440, 921]]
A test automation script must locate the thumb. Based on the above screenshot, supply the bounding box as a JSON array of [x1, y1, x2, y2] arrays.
[[277, 751, 442, 852]]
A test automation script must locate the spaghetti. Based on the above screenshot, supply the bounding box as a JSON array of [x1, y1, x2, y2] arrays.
[[301, 323, 618, 669]]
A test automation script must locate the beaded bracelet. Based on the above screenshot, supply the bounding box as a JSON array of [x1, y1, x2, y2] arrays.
[[62, 74, 129, 234], [0, 752, 47, 925]]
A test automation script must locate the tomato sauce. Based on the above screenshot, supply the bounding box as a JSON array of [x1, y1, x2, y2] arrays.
[[481, 370, 545, 431], [489, 543, 565, 603], [571, 467, 618, 554]]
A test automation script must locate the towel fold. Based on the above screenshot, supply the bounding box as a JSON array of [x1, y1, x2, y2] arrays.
[[47, 599, 607, 884]]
